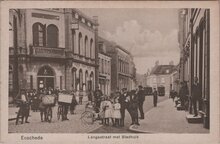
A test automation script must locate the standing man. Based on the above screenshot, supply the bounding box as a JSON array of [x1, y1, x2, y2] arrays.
[[153, 88, 158, 107], [137, 85, 145, 119], [94, 86, 103, 112], [15, 89, 30, 125], [191, 77, 200, 117], [118, 88, 130, 127]]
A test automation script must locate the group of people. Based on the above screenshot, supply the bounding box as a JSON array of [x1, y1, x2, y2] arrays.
[[91, 85, 146, 127], [170, 77, 201, 117], [14, 88, 78, 124]]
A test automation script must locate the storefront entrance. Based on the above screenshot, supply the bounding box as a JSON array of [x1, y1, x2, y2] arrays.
[[37, 66, 55, 90]]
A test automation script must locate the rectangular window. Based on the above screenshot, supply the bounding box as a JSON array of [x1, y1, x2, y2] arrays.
[[161, 78, 165, 83]]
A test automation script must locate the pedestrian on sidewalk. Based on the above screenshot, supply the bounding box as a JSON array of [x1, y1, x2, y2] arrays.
[[137, 85, 145, 119], [179, 81, 189, 109], [191, 77, 201, 117], [153, 88, 158, 107]]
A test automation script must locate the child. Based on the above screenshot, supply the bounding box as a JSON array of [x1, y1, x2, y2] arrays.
[[99, 96, 106, 125], [104, 96, 113, 126], [112, 97, 121, 127]]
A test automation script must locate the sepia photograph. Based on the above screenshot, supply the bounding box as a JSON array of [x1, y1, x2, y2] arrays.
[[0, 1, 219, 144]]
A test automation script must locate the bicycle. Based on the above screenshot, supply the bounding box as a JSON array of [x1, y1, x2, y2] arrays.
[[45, 106, 53, 122], [80, 103, 99, 125]]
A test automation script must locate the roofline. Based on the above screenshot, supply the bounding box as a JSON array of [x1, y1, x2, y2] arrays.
[[72, 8, 97, 25], [115, 45, 131, 55]]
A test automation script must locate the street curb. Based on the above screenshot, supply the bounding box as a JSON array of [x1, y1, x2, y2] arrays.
[[128, 125, 154, 133], [128, 99, 170, 133]]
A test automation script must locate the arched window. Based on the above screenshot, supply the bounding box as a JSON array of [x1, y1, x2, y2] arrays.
[[84, 36, 88, 57], [33, 23, 46, 46], [47, 24, 59, 47], [90, 39, 93, 58], [72, 30, 76, 53], [78, 33, 82, 55], [38, 66, 54, 76], [90, 72, 94, 90], [85, 71, 88, 91], [72, 68, 77, 90], [79, 69, 83, 90]]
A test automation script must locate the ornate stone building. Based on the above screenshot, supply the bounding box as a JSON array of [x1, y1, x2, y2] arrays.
[[9, 8, 98, 96]]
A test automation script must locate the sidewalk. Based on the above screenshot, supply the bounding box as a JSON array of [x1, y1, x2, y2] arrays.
[[129, 99, 209, 133]]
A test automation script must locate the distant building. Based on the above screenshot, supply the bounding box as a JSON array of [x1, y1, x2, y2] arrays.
[[98, 40, 111, 96], [98, 37, 136, 93], [146, 63, 176, 96]]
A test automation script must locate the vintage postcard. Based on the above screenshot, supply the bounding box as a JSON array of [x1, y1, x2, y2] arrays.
[[0, 1, 219, 144]]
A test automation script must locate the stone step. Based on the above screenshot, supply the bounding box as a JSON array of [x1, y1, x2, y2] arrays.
[[186, 114, 202, 123], [176, 104, 185, 111]]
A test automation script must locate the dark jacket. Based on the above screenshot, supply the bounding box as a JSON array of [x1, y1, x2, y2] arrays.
[[137, 90, 145, 102], [119, 92, 130, 109], [192, 83, 200, 100]]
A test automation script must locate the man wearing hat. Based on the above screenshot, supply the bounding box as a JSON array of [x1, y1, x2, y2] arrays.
[[137, 85, 145, 119], [118, 88, 130, 127]]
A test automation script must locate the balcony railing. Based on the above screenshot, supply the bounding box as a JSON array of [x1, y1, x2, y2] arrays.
[[72, 53, 95, 65], [31, 46, 65, 58], [9, 47, 27, 56]]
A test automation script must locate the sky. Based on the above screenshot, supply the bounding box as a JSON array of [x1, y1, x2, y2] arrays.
[[80, 8, 180, 74]]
